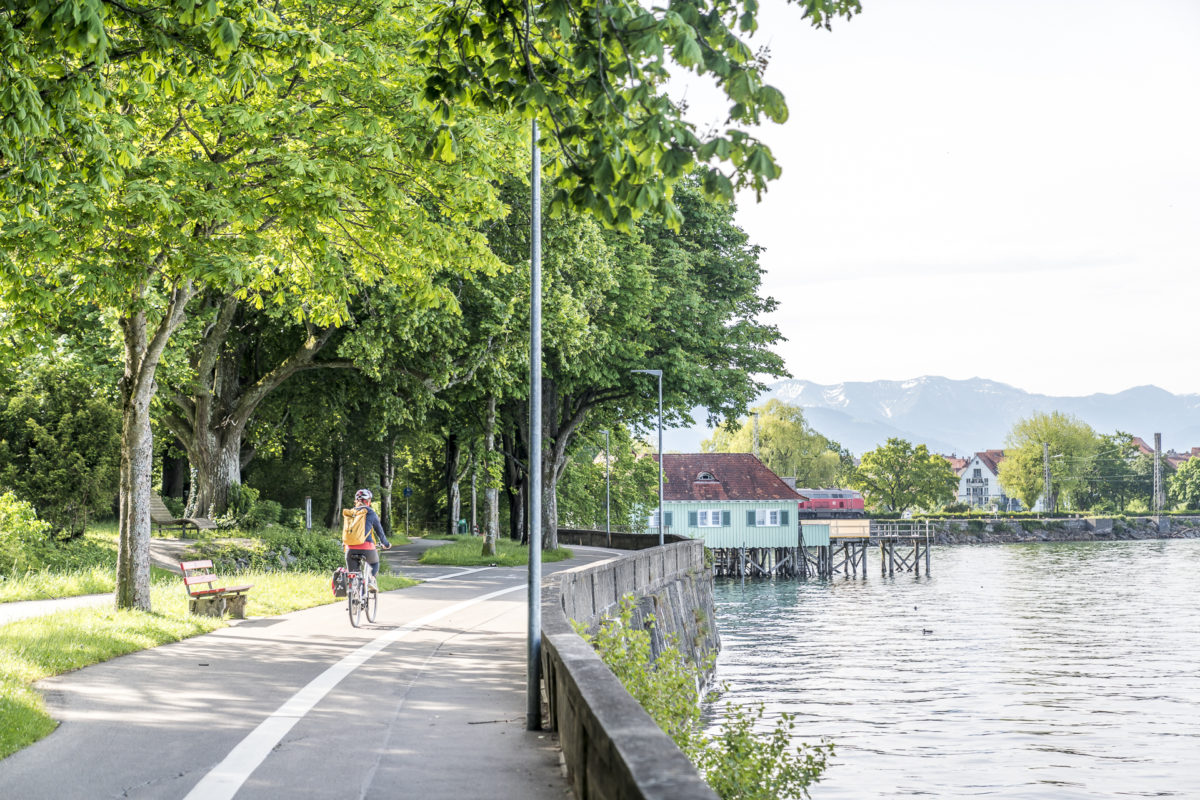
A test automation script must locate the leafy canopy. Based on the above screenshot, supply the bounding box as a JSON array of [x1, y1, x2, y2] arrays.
[[415, 0, 861, 228], [850, 437, 957, 513]]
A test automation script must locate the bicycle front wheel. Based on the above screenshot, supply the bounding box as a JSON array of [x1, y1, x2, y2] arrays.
[[347, 576, 363, 627], [366, 581, 378, 623]]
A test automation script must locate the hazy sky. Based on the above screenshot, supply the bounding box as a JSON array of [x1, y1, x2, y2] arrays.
[[670, 0, 1200, 397]]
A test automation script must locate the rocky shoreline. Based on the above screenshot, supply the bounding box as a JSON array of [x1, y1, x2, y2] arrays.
[[926, 516, 1200, 546]]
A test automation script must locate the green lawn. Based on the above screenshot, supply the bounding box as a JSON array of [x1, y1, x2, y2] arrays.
[[0, 570, 416, 759], [418, 535, 573, 567]]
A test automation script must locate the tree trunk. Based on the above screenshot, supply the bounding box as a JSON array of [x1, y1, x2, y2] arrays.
[[380, 438, 395, 538], [115, 280, 192, 612], [187, 434, 241, 518], [326, 449, 345, 528], [482, 396, 498, 557], [445, 434, 461, 537], [163, 295, 346, 519], [117, 349, 154, 611]]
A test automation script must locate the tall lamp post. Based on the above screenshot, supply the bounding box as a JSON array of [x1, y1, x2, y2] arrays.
[[601, 429, 611, 547], [631, 369, 663, 545]]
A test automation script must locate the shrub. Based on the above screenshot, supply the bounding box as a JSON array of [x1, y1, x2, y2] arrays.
[[0, 365, 120, 538], [241, 499, 283, 531], [0, 493, 53, 574], [162, 496, 184, 517], [282, 507, 308, 529], [190, 528, 341, 573], [580, 595, 831, 800]]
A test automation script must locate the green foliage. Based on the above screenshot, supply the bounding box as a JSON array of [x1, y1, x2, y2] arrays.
[[0, 360, 120, 537], [696, 702, 833, 800], [999, 412, 1099, 512], [850, 438, 958, 513], [189, 529, 343, 573], [704, 399, 852, 487], [0, 492, 53, 574], [576, 596, 703, 754], [242, 499, 283, 531], [1169, 457, 1200, 510], [416, 0, 861, 228], [557, 427, 659, 531], [581, 595, 831, 800]]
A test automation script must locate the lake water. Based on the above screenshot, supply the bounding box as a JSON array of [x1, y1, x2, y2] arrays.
[[708, 539, 1200, 799]]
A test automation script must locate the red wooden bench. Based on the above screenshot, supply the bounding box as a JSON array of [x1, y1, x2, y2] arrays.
[[180, 560, 254, 619]]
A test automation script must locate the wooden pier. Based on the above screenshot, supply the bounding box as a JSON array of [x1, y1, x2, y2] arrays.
[[710, 520, 932, 580]]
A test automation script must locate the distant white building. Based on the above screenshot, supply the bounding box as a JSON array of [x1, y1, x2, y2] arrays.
[[957, 450, 1025, 511]]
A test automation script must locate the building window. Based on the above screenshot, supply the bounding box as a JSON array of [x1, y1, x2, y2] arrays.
[[648, 511, 674, 528], [698, 510, 723, 527], [697, 472, 715, 481], [973, 468, 982, 479], [756, 509, 779, 526]]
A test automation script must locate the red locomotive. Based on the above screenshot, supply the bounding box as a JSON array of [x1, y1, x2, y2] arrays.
[[795, 488, 865, 518]]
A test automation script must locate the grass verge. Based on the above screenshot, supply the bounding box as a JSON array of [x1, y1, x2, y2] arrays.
[[0, 569, 416, 759], [418, 535, 573, 567]]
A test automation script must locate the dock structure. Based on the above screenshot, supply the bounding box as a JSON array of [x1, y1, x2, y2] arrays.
[[709, 519, 933, 581]]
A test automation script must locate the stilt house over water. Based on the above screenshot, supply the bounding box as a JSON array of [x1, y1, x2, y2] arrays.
[[648, 453, 803, 548]]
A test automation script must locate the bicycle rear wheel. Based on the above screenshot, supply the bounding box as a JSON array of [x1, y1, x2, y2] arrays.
[[347, 574, 362, 627], [366, 580, 378, 623]]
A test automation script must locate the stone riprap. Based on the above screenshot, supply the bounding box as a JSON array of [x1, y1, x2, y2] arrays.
[[542, 534, 720, 800], [927, 515, 1200, 545]]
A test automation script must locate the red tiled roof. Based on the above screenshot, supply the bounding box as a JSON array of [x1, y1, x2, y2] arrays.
[[656, 453, 802, 502], [1131, 437, 1154, 456], [944, 456, 969, 474], [976, 449, 1005, 475]]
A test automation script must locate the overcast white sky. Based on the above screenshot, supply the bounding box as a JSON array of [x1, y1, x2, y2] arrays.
[[670, 0, 1200, 397]]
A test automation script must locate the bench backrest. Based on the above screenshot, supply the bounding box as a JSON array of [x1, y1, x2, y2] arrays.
[[180, 559, 219, 595], [150, 495, 179, 524]]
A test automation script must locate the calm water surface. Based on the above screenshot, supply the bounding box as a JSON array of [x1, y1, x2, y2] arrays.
[[708, 539, 1200, 798]]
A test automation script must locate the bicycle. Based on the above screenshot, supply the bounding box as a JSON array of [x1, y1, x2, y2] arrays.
[[346, 553, 378, 627]]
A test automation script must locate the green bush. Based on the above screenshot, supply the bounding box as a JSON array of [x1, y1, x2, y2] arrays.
[[190, 528, 342, 573], [242, 499, 282, 530], [282, 507, 308, 528], [0, 364, 120, 538], [966, 520, 986, 533], [580, 595, 831, 800], [0, 493, 53, 574], [162, 496, 184, 517]]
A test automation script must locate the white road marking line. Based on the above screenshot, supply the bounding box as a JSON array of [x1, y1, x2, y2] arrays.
[[183, 582, 526, 800], [422, 566, 493, 582]]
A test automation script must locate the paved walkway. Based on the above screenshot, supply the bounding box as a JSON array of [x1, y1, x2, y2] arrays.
[[0, 541, 617, 799]]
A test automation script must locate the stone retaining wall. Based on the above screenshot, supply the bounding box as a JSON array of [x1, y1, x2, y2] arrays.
[[541, 535, 720, 800], [927, 515, 1200, 545]]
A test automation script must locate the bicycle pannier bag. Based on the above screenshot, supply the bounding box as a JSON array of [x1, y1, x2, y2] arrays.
[[342, 508, 368, 546], [331, 567, 348, 597]]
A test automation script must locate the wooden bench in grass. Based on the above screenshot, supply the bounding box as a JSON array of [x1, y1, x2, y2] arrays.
[[180, 560, 253, 619], [151, 495, 218, 536]]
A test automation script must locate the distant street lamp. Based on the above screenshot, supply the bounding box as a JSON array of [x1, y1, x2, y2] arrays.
[[600, 429, 611, 547], [631, 369, 664, 546]]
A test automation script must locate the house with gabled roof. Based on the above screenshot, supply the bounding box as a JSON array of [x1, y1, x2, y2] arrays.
[[648, 453, 802, 548], [957, 449, 1023, 510]]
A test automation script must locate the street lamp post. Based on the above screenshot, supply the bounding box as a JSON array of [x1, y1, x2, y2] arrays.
[[601, 429, 611, 547], [631, 369, 663, 546]]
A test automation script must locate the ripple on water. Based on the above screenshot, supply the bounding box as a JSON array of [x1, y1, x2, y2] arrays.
[[707, 539, 1200, 799]]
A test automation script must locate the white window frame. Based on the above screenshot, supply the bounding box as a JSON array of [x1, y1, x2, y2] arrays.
[[698, 510, 723, 527], [755, 509, 780, 527]]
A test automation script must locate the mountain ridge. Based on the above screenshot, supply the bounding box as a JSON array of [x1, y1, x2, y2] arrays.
[[662, 376, 1200, 457]]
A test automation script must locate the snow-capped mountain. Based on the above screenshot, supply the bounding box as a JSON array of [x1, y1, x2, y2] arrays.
[[662, 376, 1200, 457]]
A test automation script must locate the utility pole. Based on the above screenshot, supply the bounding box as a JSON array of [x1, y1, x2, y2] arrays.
[[1154, 432, 1163, 514], [752, 412, 760, 458], [1043, 442, 1052, 513]]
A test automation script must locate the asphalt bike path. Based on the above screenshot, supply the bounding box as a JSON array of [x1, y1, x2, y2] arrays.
[[0, 544, 624, 799]]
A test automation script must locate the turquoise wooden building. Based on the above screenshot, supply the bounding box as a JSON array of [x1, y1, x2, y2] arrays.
[[646, 453, 802, 549]]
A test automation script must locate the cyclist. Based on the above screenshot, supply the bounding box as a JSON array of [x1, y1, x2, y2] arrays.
[[345, 488, 390, 589]]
